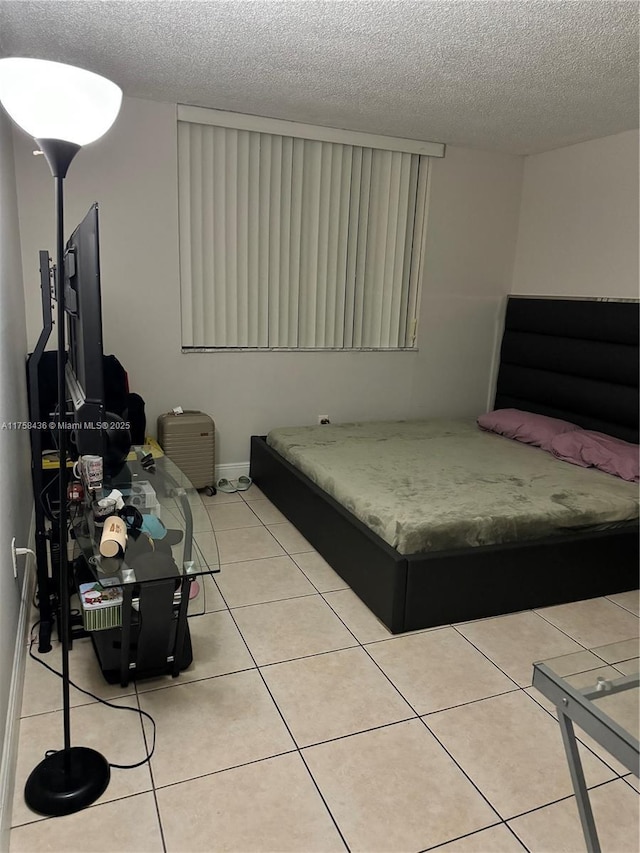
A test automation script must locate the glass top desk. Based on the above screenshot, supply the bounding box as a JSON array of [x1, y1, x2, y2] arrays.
[[533, 641, 639, 853], [71, 444, 220, 687]]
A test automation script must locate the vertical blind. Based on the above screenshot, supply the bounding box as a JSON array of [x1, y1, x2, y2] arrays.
[[178, 119, 432, 349]]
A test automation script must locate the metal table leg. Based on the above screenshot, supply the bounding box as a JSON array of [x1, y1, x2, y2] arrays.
[[557, 709, 601, 853], [172, 575, 192, 677], [120, 586, 134, 688]]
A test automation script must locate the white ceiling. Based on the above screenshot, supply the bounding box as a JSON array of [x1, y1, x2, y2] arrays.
[[0, 0, 637, 155]]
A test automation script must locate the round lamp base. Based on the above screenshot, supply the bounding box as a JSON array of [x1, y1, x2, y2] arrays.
[[25, 747, 110, 816]]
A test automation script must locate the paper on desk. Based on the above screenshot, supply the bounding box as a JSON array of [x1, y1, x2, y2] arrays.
[[104, 489, 125, 510]]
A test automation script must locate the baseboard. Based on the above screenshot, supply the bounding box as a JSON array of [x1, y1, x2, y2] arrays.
[[214, 461, 250, 484], [0, 511, 36, 850]]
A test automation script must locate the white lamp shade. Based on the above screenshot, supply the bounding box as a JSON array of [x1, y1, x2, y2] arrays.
[[0, 58, 122, 146]]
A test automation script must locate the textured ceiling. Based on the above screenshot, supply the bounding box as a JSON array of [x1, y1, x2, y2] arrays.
[[0, 0, 637, 155]]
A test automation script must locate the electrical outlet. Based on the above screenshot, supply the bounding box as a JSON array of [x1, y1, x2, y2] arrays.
[[11, 538, 36, 578], [317, 415, 331, 425]]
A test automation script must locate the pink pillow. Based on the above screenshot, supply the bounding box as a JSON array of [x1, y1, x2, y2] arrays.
[[550, 431, 639, 483], [477, 408, 582, 452]]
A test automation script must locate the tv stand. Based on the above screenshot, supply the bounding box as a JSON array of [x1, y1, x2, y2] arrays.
[[70, 446, 219, 687]]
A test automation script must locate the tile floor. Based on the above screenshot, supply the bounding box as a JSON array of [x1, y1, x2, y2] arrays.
[[9, 484, 640, 852]]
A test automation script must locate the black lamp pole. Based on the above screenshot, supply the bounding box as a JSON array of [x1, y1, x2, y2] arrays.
[[24, 139, 110, 816]]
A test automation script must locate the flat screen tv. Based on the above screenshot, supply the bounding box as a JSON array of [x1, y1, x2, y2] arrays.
[[64, 203, 105, 457]]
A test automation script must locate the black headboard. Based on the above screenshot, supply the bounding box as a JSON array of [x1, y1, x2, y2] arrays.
[[494, 297, 639, 444]]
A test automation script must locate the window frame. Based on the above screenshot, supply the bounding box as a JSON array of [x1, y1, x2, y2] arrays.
[[177, 105, 445, 353]]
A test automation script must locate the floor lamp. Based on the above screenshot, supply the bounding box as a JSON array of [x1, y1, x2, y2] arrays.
[[0, 58, 122, 816]]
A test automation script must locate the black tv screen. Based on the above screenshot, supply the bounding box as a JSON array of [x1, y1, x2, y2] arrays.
[[64, 203, 105, 456]]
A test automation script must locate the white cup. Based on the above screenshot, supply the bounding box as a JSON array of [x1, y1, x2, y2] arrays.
[[99, 515, 127, 558], [73, 455, 103, 490]]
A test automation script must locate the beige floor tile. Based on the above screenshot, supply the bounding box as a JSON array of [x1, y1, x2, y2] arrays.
[[12, 698, 153, 827], [266, 521, 314, 554], [367, 627, 516, 714], [136, 610, 254, 692], [623, 774, 639, 792], [200, 488, 243, 505], [190, 503, 216, 533], [508, 778, 639, 852], [138, 669, 294, 787], [240, 483, 266, 501], [216, 555, 316, 608], [426, 690, 616, 819], [10, 791, 163, 852], [247, 498, 289, 525], [192, 529, 220, 566], [532, 648, 605, 678], [615, 657, 639, 676], [324, 589, 394, 644], [303, 719, 498, 852], [293, 551, 349, 592], [207, 501, 263, 530], [215, 525, 285, 563], [187, 571, 227, 614], [157, 752, 345, 852], [232, 595, 357, 665], [591, 637, 640, 665], [535, 597, 640, 648], [262, 647, 414, 746], [457, 611, 583, 687], [432, 823, 526, 852], [606, 589, 640, 616], [20, 638, 134, 718]]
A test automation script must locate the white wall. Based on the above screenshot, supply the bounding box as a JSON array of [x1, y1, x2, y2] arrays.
[[0, 107, 32, 841], [15, 96, 524, 467], [512, 129, 639, 297]]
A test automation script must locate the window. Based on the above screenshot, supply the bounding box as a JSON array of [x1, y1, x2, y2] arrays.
[[177, 107, 444, 350]]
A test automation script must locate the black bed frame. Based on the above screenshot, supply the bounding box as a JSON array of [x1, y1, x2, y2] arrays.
[[250, 297, 639, 633]]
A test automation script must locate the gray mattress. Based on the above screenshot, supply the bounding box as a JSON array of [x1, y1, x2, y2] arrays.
[[266, 419, 639, 555]]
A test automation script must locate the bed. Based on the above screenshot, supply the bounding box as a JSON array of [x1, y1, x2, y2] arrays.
[[250, 296, 639, 632]]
